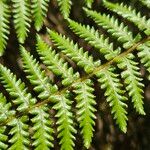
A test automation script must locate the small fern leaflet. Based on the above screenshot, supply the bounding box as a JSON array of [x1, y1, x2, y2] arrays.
[[12, 0, 31, 43], [0, 1, 10, 56], [32, 0, 50, 31]]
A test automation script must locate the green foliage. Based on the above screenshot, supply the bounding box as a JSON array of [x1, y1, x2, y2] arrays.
[[57, 0, 72, 18], [96, 66, 128, 133], [0, 0, 150, 149], [103, 0, 150, 35], [12, 0, 31, 43], [0, 126, 8, 149], [36, 35, 79, 85], [84, 8, 145, 114], [140, 0, 150, 8], [30, 105, 54, 150], [84, 0, 94, 8], [0, 93, 15, 122], [73, 79, 96, 148], [0, 0, 101, 56], [0, 1, 10, 56], [48, 29, 100, 73], [0, 64, 36, 112], [20, 46, 57, 99], [137, 41, 150, 80], [68, 19, 120, 60], [8, 116, 29, 150], [51, 94, 76, 150], [32, 0, 50, 31]]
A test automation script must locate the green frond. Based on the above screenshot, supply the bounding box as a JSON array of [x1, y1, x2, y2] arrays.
[[12, 0, 31, 43], [32, 0, 50, 31], [84, 8, 141, 49], [48, 29, 100, 73], [139, 0, 150, 8], [0, 1, 10, 56], [8, 116, 29, 150], [85, 8, 145, 114], [30, 105, 54, 150], [57, 0, 72, 18], [84, 0, 94, 8], [103, 0, 150, 35], [117, 54, 145, 115], [50, 94, 76, 150], [0, 93, 15, 122], [96, 66, 128, 133], [0, 64, 36, 111], [0, 127, 8, 149], [68, 19, 120, 60], [137, 41, 150, 80], [20, 46, 57, 100], [73, 79, 96, 149], [36, 35, 79, 85]]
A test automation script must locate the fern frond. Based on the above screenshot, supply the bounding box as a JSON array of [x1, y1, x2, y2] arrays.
[[12, 0, 31, 43], [0, 1, 10, 56], [94, 2, 150, 80], [0, 64, 36, 111], [32, 0, 50, 31], [48, 30, 100, 73], [139, 0, 150, 8], [84, 0, 94, 8], [137, 41, 150, 80], [36, 35, 79, 85], [57, 0, 72, 18], [50, 94, 76, 150], [103, 0, 150, 35], [20, 46, 57, 100], [85, 8, 145, 114], [84, 8, 141, 49], [96, 66, 128, 133], [0, 93, 15, 122], [8, 116, 29, 150], [117, 54, 145, 115], [68, 19, 120, 60], [30, 105, 54, 150], [73, 79, 96, 149], [0, 127, 8, 149]]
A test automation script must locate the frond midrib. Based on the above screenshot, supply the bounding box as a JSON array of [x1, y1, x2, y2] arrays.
[[0, 35, 149, 128]]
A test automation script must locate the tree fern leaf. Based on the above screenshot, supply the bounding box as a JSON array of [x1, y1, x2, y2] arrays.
[[73, 79, 96, 149], [139, 0, 150, 9], [88, 3, 150, 81], [36, 35, 79, 86], [57, 0, 72, 18], [137, 41, 150, 80], [96, 66, 128, 133], [84, 8, 141, 49], [0, 93, 15, 122], [12, 0, 31, 43], [48, 29, 100, 73], [0, 64, 36, 111], [85, 8, 145, 114], [32, 0, 50, 31], [84, 0, 94, 8], [30, 105, 54, 150], [20, 46, 57, 100], [50, 94, 76, 150], [8, 116, 29, 150], [68, 19, 120, 60], [0, 127, 8, 149], [117, 54, 145, 115], [0, 1, 10, 56], [103, 0, 150, 35]]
